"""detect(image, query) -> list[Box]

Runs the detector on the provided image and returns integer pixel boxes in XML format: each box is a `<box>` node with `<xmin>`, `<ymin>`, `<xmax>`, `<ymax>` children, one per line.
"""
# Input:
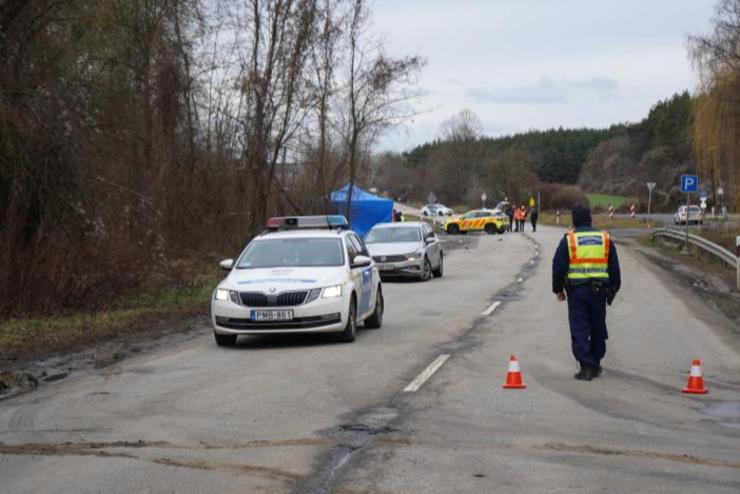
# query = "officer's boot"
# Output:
<box><xmin>574</xmin><ymin>362</ymin><xmax>593</xmax><ymax>381</ymax></box>
<box><xmin>592</xmin><ymin>364</ymin><xmax>603</xmax><ymax>378</ymax></box>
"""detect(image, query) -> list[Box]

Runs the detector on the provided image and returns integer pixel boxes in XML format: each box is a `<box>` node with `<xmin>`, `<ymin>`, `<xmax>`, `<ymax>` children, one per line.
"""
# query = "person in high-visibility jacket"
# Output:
<box><xmin>552</xmin><ymin>204</ymin><xmax>621</xmax><ymax>381</ymax></box>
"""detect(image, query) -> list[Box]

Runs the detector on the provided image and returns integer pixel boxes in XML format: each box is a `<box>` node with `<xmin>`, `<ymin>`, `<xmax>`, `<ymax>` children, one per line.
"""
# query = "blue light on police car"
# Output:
<box><xmin>327</xmin><ymin>215</ymin><xmax>348</xmax><ymax>229</ymax></box>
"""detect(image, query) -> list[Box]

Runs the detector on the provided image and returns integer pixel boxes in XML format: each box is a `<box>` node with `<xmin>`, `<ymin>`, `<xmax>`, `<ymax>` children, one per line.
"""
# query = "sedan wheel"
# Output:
<box><xmin>433</xmin><ymin>254</ymin><xmax>444</xmax><ymax>278</ymax></box>
<box><xmin>419</xmin><ymin>257</ymin><xmax>432</xmax><ymax>282</ymax></box>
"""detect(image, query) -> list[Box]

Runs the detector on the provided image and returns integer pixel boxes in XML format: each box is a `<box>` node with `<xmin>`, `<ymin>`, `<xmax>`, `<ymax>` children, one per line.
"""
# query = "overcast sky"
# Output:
<box><xmin>371</xmin><ymin>0</ymin><xmax>715</xmax><ymax>152</ymax></box>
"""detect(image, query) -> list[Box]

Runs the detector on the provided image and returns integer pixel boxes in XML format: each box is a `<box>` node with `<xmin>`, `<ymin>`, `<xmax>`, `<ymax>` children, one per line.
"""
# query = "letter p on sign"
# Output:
<box><xmin>681</xmin><ymin>175</ymin><xmax>698</xmax><ymax>193</ymax></box>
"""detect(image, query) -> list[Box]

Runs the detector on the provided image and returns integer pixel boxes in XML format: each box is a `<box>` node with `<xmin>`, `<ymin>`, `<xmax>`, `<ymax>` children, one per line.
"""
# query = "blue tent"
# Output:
<box><xmin>330</xmin><ymin>185</ymin><xmax>393</xmax><ymax>237</ymax></box>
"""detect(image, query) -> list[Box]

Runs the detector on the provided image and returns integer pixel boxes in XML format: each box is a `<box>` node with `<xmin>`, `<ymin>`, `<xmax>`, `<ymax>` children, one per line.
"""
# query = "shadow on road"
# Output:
<box><xmin>229</xmin><ymin>331</ymin><xmax>370</xmax><ymax>350</ymax></box>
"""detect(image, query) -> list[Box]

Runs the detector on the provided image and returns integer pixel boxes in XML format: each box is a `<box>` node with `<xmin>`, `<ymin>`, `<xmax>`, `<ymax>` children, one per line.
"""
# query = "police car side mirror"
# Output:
<box><xmin>425</xmin><ymin>236</ymin><xmax>435</xmax><ymax>245</ymax></box>
<box><xmin>351</xmin><ymin>255</ymin><xmax>372</xmax><ymax>268</ymax></box>
<box><xmin>219</xmin><ymin>259</ymin><xmax>234</xmax><ymax>271</ymax></box>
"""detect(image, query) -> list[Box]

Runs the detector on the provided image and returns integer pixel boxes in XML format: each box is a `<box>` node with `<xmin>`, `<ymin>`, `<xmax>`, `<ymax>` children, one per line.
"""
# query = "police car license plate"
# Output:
<box><xmin>377</xmin><ymin>264</ymin><xmax>394</xmax><ymax>271</ymax></box>
<box><xmin>251</xmin><ymin>310</ymin><xmax>293</xmax><ymax>321</ymax></box>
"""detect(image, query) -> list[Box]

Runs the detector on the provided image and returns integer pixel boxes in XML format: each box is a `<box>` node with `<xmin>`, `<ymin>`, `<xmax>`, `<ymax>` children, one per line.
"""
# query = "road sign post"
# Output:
<box><xmin>646</xmin><ymin>182</ymin><xmax>656</xmax><ymax>227</ymax></box>
<box><xmin>481</xmin><ymin>192</ymin><xmax>487</xmax><ymax>209</ymax></box>
<box><xmin>680</xmin><ymin>175</ymin><xmax>698</xmax><ymax>253</ymax></box>
<box><xmin>718</xmin><ymin>187</ymin><xmax>726</xmax><ymax>219</ymax></box>
<box><xmin>737</xmin><ymin>235</ymin><xmax>740</xmax><ymax>291</ymax></box>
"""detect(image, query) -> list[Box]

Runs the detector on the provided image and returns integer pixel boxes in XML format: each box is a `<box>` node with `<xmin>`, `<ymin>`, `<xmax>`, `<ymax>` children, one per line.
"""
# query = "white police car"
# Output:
<box><xmin>211</xmin><ymin>216</ymin><xmax>383</xmax><ymax>346</ymax></box>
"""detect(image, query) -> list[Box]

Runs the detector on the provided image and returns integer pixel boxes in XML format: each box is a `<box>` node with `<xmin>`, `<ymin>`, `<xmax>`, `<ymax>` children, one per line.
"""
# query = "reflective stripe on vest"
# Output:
<box><xmin>567</xmin><ymin>230</ymin><xmax>610</xmax><ymax>280</ymax></box>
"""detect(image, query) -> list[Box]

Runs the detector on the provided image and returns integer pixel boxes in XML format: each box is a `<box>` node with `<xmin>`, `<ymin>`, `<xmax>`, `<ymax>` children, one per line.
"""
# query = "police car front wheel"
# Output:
<box><xmin>337</xmin><ymin>296</ymin><xmax>358</xmax><ymax>343</ymax></box>
<box><xmin>364</xmin><ymin>288</ymin><xmax>384</xmax><ymax>329</ymax></box>
<box><xmin>214</xmin><ymin>332</ymin><xmax>237</xmax><ymax>347</ymax></box>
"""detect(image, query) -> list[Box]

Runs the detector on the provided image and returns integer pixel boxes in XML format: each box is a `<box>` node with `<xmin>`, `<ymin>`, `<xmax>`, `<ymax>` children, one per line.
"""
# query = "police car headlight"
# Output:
<box><xmin>406</xmin><ymin>248</ymin><xmax>423</xmax><ymax>261</ymax></box>
<box><xmin>215</xmin><ymin>288</ymin><xmax>240</xmax><ymax>304</ymax></box>
<box><xmin>322</xmin><ymin>285</ymin><xmax>342</xmax><ymax>298</ymax></box>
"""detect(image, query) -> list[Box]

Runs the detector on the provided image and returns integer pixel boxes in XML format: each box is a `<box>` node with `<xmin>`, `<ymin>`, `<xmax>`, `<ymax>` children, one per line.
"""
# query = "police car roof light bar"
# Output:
<box><xmin>265</xmin><ymin>215</ymin><xmax>349</xmax><ymax>231</ymax></box>
<box><xmin>326</xmin><ymin>215</ymin><xmax>349</xmax><ymax>229</ymax></box>
<box><xmin>266</xmin><ymin>217</ymin><xmax>285</xmax><ymax>230</ymax></box>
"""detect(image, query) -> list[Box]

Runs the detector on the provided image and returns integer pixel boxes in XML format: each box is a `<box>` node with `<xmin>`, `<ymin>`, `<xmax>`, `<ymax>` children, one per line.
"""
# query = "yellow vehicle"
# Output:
<box><xmin>444</xmin><ymin>209</ymin><xmax>508</xmax><ymax>235</ymax></box>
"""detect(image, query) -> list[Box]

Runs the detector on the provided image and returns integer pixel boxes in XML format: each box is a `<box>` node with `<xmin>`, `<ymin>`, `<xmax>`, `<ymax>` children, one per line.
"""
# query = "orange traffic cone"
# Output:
<box><xmin>682</xmin><ymin>358</ymin><xmax>708</xmax><ymax>394</ymax></box>
<box><xmin>502</xmin><ymin>355</ymin><xmax>526</xmax><ymax>389</ymax></box>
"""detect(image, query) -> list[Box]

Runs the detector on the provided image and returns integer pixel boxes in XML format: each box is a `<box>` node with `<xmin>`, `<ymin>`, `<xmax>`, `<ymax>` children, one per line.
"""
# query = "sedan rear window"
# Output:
<box><xmin>366</xmin><ymin>227</ymin><xmax>422</xmax><ymax>243</ymax></box>
<box><xmin>237</xmin><ymin>238</ymin><xmax>344</xmax><ymax>268</ymax></box>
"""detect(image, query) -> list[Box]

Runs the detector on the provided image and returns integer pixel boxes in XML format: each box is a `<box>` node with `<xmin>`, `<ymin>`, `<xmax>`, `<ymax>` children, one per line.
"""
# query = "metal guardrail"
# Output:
<box><xmin>653</xmin><ymin>227</ymin><xmax>740</xmax><ymax>291</ymax></box>
<box><xmin>653</xmin><ymin>228</ymin><xmax>736</xmax><ymax>267</ymax></box>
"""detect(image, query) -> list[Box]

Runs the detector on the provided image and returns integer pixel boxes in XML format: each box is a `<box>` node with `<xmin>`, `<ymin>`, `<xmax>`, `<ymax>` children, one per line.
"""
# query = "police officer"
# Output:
<box><xmin>552</xmin><ymin>204</ymin><xmax>621</xmax><ymax>381</ymax></box>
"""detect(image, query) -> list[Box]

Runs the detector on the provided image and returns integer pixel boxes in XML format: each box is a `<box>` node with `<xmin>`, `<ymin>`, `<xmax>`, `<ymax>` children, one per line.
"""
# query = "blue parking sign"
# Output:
<box><xmin>680</xmin><ymin>175</ymin><xmax>698</xmax><ymax>193</ymax></box>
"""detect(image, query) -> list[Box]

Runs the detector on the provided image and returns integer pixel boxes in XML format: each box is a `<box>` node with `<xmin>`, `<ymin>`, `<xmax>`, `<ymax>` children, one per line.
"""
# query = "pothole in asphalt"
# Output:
<box><xmin>300</xmin><ymin>407</ymin><xmax>400</xmax><ymax>494</ymax></box>
<box><xmin>496</xmin><ymin>290</ymin><xmax>521</xmax><ymax>301</ymax></box>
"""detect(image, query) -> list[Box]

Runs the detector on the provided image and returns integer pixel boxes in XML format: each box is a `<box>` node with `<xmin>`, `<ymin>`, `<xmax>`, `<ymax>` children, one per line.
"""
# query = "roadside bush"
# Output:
<box><xmin>538</xmin><ymin>183</ymin><xmax>589</xmax><ymax>212</ymax></box>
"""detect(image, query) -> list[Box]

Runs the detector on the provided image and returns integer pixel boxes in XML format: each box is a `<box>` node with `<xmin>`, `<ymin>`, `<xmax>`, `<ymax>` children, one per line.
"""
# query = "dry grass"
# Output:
<box><xmin>694</xmin><ymin>226</ymin><xmax>739</xmax><ymax>252</ymax></box>
<box><xmin>0</xmin><ymin>269</ymin><xmax>220</xmax><ymax>363</ymax></box>
<box><xmin>538</xmin><ymin>213</ymin><xmax>646</xmax><ymax>230</ymax></box>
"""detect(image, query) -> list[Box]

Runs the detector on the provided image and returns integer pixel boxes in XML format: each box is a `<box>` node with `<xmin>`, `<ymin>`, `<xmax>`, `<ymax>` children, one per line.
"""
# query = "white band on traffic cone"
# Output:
<box><xmin>690</xmin><ymin>365</ymin><xmax>702</xmax><ymax>377</ymax></box>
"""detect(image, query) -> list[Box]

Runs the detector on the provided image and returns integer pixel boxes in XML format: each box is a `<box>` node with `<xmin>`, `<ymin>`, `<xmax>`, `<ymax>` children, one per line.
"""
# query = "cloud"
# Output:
<box><xmin>465</xmin><ymin>76</ymin><xmax>620</xmax><ymax>105</ymax></box>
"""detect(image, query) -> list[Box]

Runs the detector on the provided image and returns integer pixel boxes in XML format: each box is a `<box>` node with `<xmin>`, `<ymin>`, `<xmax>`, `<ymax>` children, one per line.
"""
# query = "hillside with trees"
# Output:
<box><xmin>579</xmin><ymin>92</ymin><xmax>694</xmax><ymax>209</ymax></box>
<box><xmin>377</xmin><ymin>95</ymin><xmax>693</xmax><ymax>211</ymax></box>
<box><xmin>378</xmin><ymin>1</ymin><xmax>739</xmax><ymax>214</ymax></box>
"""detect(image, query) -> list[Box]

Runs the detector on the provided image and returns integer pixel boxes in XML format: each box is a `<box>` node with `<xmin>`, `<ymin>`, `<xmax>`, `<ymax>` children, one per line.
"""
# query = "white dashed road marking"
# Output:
<box><xmin>403</xmin><ymin>354</ymin><xmax>451</xmax><ymax>393</ymax></box>
<box><xmin>481</xmin><ymin>301</ymin><xmax>502</xmax><ymax>317</ymax></box>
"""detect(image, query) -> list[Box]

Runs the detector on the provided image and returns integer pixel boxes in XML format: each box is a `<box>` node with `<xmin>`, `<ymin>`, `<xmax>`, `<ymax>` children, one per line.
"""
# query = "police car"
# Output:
<box><xmin>211</xmin><ymin>216</ymin><xmax>383</xmax><ymax>346</ymax></box>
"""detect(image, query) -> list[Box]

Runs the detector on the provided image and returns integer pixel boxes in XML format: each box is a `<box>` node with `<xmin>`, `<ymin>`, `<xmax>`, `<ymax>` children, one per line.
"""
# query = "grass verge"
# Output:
<box><xmin>0</xmin><ymin>269</ymin><xmax>220</xmax><ymax>364</ymax></box>
<box><xmin>538</xmin><ymin>212</ymin><xmax>647</xmax><ymax>230</ymax></box>
<box><xmin>587</xmin><ymin>193</ymin><xmax>636</xmax><ymax>209</ymax></box>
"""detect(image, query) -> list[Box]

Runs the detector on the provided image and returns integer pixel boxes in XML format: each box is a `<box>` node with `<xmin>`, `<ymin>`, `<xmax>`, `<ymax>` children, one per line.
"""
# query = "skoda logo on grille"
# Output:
<box><xmin>269</xmin><ymin>287</ymin><xmax>277</xmax><ymax>293</ymax></box>
<box><xmin>380</xmin><ymin>256</ymin><xmax>387</xmax><ymax>262</ymax></box>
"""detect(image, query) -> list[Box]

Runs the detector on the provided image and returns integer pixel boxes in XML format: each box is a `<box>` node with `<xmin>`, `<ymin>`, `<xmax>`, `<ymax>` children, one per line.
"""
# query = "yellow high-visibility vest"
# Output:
<box><xmin>566</xmin><ymin>230</ymin><xmax>610</xmax><ymax>280</ymax></box>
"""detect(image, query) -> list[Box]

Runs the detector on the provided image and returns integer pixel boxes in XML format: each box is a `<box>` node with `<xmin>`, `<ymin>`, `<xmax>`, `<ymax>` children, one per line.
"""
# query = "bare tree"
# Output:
<box><xmin>340</xmin><ymin>0</ymin><xmax>423</xmax><ymax>222</ymax></box>
<box><xmin>436</xmin><ymin>109</ymin><xmax>486</xmax><ymax>201</ymax></box>
<box><xmin>234</xmin><ymin>0</ymin><xmax>318</xmax><ymax>234</ymax></box>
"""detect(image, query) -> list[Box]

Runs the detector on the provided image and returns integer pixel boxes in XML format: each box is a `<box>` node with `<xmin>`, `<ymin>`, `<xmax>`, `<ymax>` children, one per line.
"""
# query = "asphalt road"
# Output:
<box><xmin>1</xmin><ymin>226</ymin><xmax>739</xmax><ymax>493</ymax></box>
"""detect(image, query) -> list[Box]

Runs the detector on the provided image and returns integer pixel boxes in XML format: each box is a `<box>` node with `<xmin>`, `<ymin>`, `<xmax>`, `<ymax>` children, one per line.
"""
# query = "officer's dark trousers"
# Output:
<box><xmin>566</xmin><ymin>284</ymin><xmax>608</xmax><ymax>367</ymax></box>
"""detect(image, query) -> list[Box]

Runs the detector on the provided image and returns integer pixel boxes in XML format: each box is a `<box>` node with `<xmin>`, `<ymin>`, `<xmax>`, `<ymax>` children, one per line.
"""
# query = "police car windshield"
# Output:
<box><xmin>236</xmin><ymin>238</ymin><xmax>344</xmax><ymax>268</ymax></box>
<box><xmin>365</xmin><ymin>227</ymin><xmax>421</xmax><ymax>243</ymax></box>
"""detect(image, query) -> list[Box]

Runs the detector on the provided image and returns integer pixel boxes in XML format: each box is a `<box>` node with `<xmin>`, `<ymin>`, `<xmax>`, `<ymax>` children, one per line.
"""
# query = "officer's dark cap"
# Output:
<box><xmin>571</xmin><ymin>204</ymin><xmax>592</xmax><ymax>227</ymax></box>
